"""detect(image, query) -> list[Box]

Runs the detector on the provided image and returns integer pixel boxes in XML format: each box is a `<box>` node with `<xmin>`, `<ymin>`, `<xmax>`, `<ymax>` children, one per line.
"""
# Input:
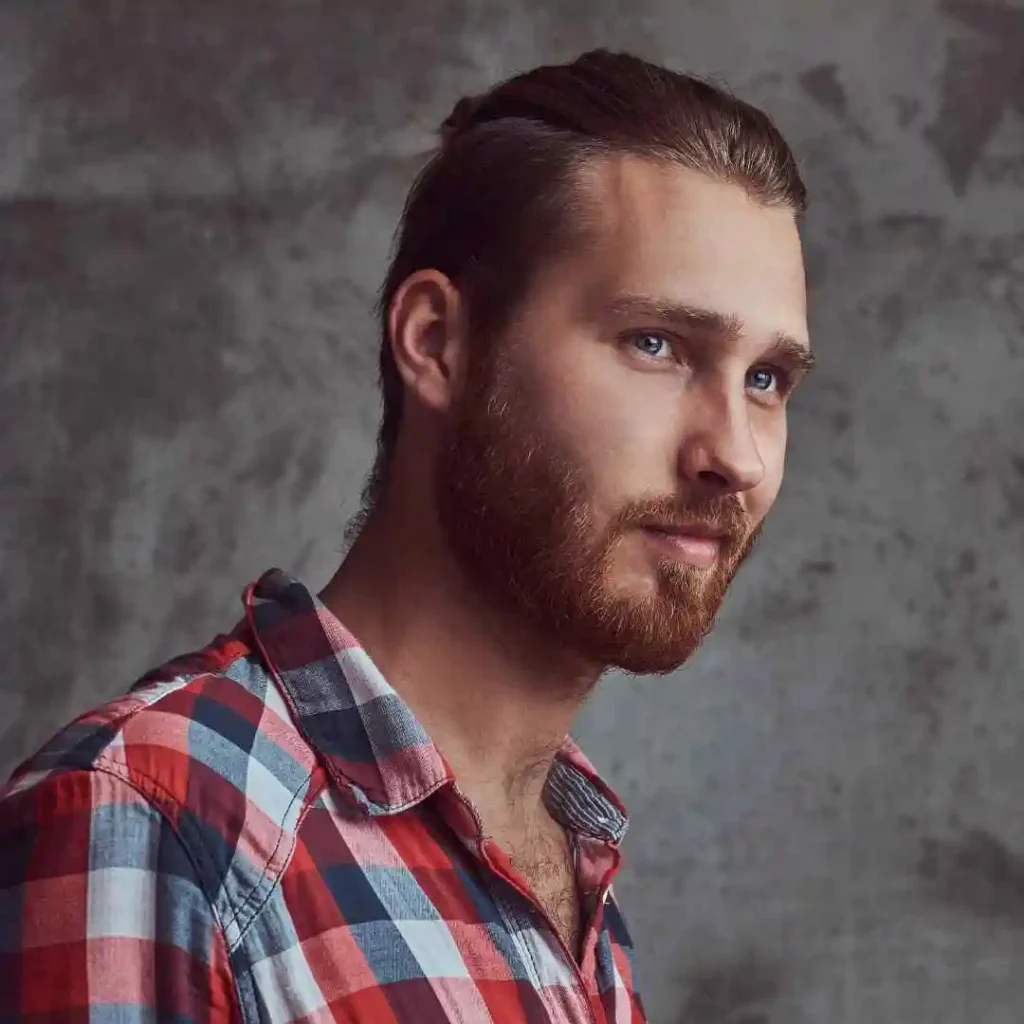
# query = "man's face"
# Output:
<box><xmin>435</xmin><ymin>158</ymin><xmax>811</xmax><ymax>676</ymax></box>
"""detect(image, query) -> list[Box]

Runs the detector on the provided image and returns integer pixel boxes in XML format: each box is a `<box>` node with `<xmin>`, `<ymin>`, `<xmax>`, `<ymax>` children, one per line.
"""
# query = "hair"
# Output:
<box><xmin>354</xmin><ymin>49</ymin><xmax>807</xmax><ymax>524</ymax></box>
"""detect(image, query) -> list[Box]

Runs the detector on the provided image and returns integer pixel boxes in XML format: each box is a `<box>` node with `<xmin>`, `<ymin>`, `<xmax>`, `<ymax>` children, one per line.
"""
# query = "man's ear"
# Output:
<box><xmin>386</xmin><ymin>269</ymin><xmax>468</xmax><ymax>414</ymax></box>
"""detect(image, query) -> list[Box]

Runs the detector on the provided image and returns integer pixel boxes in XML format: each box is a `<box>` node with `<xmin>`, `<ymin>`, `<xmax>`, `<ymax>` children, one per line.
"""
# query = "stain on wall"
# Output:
<box><xmin>919</xmin><ymin>829</ymin><xmax>1024</xmax><ymax>926</ymax></box>
<box><xmin>676</xmin><ymin>954</ymin><xmax>784</xmax><ymax>1024</ymax></box>
<box><xmin>925</xmin><ymin>1</ymin><xmax>1024</xmax><ymax>194</ymax></box>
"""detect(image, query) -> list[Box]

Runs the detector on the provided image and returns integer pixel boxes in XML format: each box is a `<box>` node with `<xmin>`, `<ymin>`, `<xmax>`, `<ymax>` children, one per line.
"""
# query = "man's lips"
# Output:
<box><xmin>640</xmin><ymin>523</ymin><xmax>728</xmax><ymax>568</ymax></box>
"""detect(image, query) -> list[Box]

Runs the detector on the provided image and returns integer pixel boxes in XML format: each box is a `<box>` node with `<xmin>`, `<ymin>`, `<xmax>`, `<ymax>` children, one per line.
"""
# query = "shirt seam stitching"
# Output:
<box><xmin>72</xmin><ymin>668</ymin><xmax>315</xmax><ymax>945</ymax></box>
<box><xmin>227</xmin><ymin>770</ymin><xmax>327</xmax><ymax>947</ymax></box>
<box><xmin>92</xmin><ymin>752</ymin><xmax>323</xmax><ymax>949</ymax></box>
<box><xmin>86</xmin><ymin>760</ymin><xmax>248</xmax><ymax>1024</ymax></box>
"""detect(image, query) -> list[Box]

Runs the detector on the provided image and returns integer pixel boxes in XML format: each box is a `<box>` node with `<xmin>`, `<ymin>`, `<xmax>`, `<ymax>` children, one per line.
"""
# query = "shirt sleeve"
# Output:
<box><xmin>0</xmin><ymin>765</ymin><xmax>241</xmax><ymax>1023</ymax></box>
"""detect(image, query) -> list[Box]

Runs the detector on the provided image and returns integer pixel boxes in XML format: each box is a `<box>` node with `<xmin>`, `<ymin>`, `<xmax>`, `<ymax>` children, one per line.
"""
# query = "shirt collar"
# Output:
<box><xmin>243</xmin><ymin>568</ymin><xmax>629</xmax><ymax>844</ymax></box>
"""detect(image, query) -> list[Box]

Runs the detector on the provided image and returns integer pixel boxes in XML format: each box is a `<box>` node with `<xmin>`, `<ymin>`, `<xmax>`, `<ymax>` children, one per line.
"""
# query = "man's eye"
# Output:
<box><xmin>747</xmin><ymin>367</ymin><xmax>780</xmax><ymax>393</ymax></box>
<box><xmin>629</xmin><ymin>332</ymin><xmax>673</xmax><ymax>359</ymax></box>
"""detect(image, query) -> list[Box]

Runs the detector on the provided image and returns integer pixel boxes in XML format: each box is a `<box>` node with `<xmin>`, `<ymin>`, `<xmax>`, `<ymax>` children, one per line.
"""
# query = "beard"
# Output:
<box><xmin>434</xmin><ymin>345</ymin><xmax>763</xmax><ymax>676</ymax></box>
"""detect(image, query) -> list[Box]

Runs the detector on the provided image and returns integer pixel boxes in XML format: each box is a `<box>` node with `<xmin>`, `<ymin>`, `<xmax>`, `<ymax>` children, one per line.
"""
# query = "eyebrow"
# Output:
<box><xmin>602</xmin><ymin>293</ymin><xmax>816</xmax><ymax>377</ymax></box>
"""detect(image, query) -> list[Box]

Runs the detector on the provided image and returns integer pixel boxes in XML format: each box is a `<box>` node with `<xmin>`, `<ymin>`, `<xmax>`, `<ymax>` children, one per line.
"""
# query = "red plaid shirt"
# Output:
<box><xmin>0</xmin><ymin>569</ymin><xmax>646</xmax><ymax>1023</ymax></box>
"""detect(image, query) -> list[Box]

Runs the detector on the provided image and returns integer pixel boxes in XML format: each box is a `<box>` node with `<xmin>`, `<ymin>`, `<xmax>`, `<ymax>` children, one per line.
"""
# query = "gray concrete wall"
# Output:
<box><xmin>2</xmin><ymin>1</ymin><xmax>1023</xmax><ymax>1020</ymax></box>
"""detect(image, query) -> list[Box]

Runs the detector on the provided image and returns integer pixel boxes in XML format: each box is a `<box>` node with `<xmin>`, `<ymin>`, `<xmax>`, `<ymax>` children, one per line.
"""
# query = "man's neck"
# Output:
<box><xmin>318</xmin><ymin>504</ymin><xmax>601</xmax><ymax>822</ymax></box>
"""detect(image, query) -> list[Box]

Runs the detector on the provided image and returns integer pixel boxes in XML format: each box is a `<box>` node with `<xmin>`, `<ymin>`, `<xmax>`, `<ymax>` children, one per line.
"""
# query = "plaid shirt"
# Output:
<box><xmin>0</xmin><ymin>569</ymin><xmax>646</xmax><ymax>1023</ymax></box>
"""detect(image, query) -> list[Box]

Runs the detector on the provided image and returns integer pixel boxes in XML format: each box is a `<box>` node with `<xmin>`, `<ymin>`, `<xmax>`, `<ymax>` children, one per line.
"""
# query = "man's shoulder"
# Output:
<box><xmin>1</xmin><ymin>630</ymin><xmax>327</xmax><ymax>924</ymax></box>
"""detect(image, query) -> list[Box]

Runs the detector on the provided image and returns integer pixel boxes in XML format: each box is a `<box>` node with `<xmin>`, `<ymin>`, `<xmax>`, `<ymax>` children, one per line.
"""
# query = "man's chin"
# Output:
<box><xmin>541</xmin><ymin>571</ymin><xmax>720</xmax><ymax>675</ymax></box>
<box><xmin>569</xmin><ymin>612</ymin><xmax>715</xmax><ymax>677</ymax></box>
<box><xmin>606</xmin><ymin>638</ymin><xmax>707</xmax><ymax>676</ymax></box>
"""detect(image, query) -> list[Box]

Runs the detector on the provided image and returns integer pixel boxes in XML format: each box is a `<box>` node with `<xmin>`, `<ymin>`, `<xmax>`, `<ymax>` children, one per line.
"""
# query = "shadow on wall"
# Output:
<box><xmin>667</xmin><ymin>826</ymin><xmax>1024</xmax><ymax>1021</ymax></box>
<box><xmin>918</xmin><ymin>828</ymin><xmax>1024</xmax><ymax>926</ymax></box>
<box><xmin>19</xmin><ymin>0</ymin><xmax>488</xmax><ymax>182</ymax></box>
<box><xmin>675</xmin><ymin>953</ymin><xmax>784</xmax><ymax>1024</ymax></box>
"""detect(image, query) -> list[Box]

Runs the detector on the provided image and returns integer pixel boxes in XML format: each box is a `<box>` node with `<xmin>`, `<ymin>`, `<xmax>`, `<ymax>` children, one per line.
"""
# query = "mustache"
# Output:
<box><xmin>613</xmin><ymin>494</ymin><xmax>750</xmax><ymax>542</ymax></box>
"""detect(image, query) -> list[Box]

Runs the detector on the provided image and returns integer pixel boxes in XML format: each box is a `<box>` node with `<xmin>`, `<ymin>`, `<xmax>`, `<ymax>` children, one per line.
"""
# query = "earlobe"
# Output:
<box><xmin>387</xmin><ymin>270</ymin><xmax>465</xmax><ymax>414</ymax></box>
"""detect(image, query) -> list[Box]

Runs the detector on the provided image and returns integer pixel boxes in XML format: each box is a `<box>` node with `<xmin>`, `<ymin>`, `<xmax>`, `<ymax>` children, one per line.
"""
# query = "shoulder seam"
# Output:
<box><xmin>91</xmin><ymin>751</ymin><xmax>326</xmax><ymax>950</ymax></box>
<box><xmin>84</xmin><ymin>761</ymin><xmax>249</xmax><ymax>1024</ymax></box>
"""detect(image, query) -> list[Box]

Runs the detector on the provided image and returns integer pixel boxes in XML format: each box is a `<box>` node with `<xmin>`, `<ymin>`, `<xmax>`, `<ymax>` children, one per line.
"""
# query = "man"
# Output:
<box><xmin>0</xmin><ymin>49</ymin><xmax>811</xmax><ymax>1023</ymax></box>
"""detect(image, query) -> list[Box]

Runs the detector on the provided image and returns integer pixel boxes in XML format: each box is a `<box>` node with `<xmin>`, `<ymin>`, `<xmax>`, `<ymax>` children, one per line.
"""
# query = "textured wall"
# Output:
<box><xmin>2</xmin><ymin>1</ymin><xmax>1023</xmax><ymax>1020</ymax></box>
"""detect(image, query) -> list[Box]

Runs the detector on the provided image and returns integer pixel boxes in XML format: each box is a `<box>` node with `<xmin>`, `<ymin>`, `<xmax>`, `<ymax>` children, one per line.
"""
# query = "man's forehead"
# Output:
<box><xmin>571</xmin><ymin>160</ymin><xmax>805</xmax><ymax>308</ymax></box>
<box><xmin>581</xmin><ymin>154</ymin><xmax>758</xmax><ymax>228</ymax></box>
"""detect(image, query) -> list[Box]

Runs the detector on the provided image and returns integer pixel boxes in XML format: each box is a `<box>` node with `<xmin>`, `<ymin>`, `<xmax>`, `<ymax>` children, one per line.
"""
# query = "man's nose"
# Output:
<box><xmin>676</xmin><ymin>385</ymin><xmax>765</xmax><ymax>496</ymax></box>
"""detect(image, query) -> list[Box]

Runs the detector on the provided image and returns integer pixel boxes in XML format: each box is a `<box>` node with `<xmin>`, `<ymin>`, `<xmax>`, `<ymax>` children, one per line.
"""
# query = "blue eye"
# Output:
<box><xmin>747</xmin><ymin>367</ymin><xmax>778</xmax><ymax>392</ymax></box>
<box><xmin>630</xmin><ymin>332</ymin><xmax>672</xmax><ymax>359</ymax></box>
